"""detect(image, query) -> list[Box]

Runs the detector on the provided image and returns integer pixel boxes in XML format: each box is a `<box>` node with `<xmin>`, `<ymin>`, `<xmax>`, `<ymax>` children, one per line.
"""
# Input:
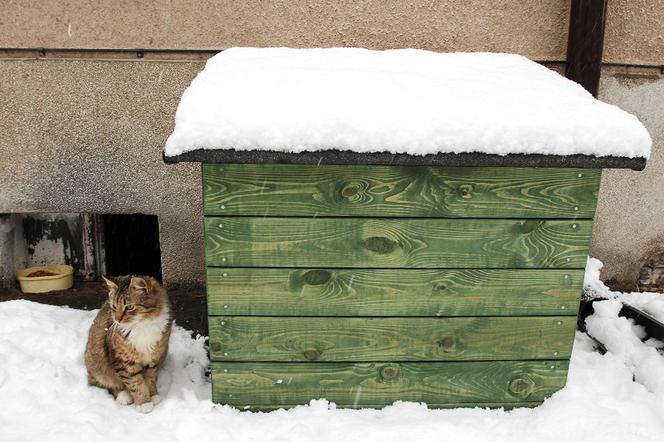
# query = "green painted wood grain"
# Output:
<box><xmin>206</xmin><ymin>268</ymin><xmax>583</xmax><ymax>316</ymax></box>
<box><xmin>225</xmin><ymin>401</ymin><xmax>543</xmax><ymax>411</ymax></box>
<box><xmin>204</xmin><ymin>217</ymin><xmax>593</xmax><ymax>268</ymax></box>
<box><xmin>208</xmin><ymin>316</ymin><xmax>575</xmax><ymax>362</ymax></box>
<box><xmin>203</xmin><ymin>164</ymin><xmax>600</xmax><ymax>218</ymax></box>
<box><xmin>211</xmin><ymin>360</ymin><xmax>569</xmax><ymax>408</ymax></box>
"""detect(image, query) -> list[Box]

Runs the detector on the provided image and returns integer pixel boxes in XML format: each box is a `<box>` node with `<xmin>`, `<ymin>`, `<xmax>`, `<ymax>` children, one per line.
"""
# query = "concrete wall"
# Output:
<box><xmin>3</xmin><ymin>1</ymin><xmax>662</xmax><ymax>65</ymax></box>
<box><xmin>2</xmin><ymin>0</ymin><xmax>570</xmax><ymax>59</ymax></box>
<box><xmin>604</xmin><ymin>0</ymin><xmax>664</xmax><ymax>65</ymax></box>
<box><xmin>1</xmin><ymin>1</ymin><xmax>662</xmax><ymax>289</ymax></box>
<box><xmin>0</xmin><ymin>215</ymin><xmax>25</xmax><ymax>288</ymax></box>
<box><xmin>593</xmin><ymin>69</ymin><xmax>664</xmax><ymax>290</ymax></box>
<box><xmin>0</xmin><ymin>59</ymin><xmax>206</xmax><ymax>288</ymax></box>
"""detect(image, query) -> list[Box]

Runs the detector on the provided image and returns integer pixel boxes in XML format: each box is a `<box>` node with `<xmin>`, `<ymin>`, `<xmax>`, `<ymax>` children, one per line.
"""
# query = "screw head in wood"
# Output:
<box><xmin>223</xmin><ymin>272</ymin><xmax>228</xmax><ymax>277</ymax></box>
<box><xmin>577</xmin><ymin>173</ymin><xmax>583</xmax><ymax>178</ymax></box>
<box><xmin>220</xmin><ymin>205</ymin><xmax>226</xmax><ymax>209</ymax></box>
<box><xmin>561</xmin><ymin>305</ymin><xmax>566</xmax><ymax>310</ymax></box>
<box><xmin>221</xmin><ymin>257</ymin><xmax>227</xmax><ymax>262</ymax></box>
<box><xmin>571</xmin><ymin>223</ymin><xmax>577</xmax><ymax>229</ymax></box>
<box><xmin>574</xmin><ymin>206</ymin><xmax>579</xmax><ymax>211</ymax></box>
<box><xmin>223</xmin><ymin>305</ymin><xmax>228</xmax><ymax>309</ymax></box>
<box><xmin>553</xmin><ymin>351</ymin><xmax>559</xmax><ymax>356</ymax></box>
<box><xmin>218</xmin><ymin>223</ymin><xmax>223</xmax><ymax>229</ymax></box>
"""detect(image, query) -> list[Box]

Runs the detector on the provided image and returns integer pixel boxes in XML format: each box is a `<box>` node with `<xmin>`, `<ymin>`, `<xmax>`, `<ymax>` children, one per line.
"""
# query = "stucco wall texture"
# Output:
<box><xmin>2</xmin><ymin>0</ymin><xmax>663</xmax><ymax>65</ymax></box>
<box><xmin>0</xmin><ymin>60</ymin><xmax>206</xmax><ymax>287</ymax></box>
<box><xmin>593</xmin><ymin>73</ymin><xmax>664</xmax><ymax>289</ymax></box>
<box><xmin>3</xmin><ymin>0</ymin><xmax>570</xmax><ymax>59</ymax></box>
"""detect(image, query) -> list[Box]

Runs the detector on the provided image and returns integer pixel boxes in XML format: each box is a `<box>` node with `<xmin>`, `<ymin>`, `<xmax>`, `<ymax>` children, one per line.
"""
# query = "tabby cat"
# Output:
<box><xmin>85</xmin><ymin>275</ymin><xmax>172</xmax><ymax>413</ymax></box>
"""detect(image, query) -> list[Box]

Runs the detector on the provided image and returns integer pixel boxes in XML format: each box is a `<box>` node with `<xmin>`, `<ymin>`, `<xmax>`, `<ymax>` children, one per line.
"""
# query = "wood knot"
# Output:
<box><xmin>363</xmin><ymin>236</ymin><xmax>397</xmax><ymax>254</ymax></box>
<box><xmin>438</xmin><ymin>337</ymin><xmax>456</xmax><ymax>352</ymax></box>
<box><xmin>210</xmin><ymin>342</ymin><xmax>222</xmax><ymax>353</ymax></box>
<box><xmin>301</xmin><ymin>269</ymin><xmax>331</xmax><ymax>285</ymax></box>
<box><xmin>509</xmin><ymin>378</ymin><xmax>534</xmax><ymax>396</ymax></box>
<box><xmin>303</xmin><ymin>349</ymin><xmax>319</xmax><ymax>361</ymax></box>
<box><xmin>341</xmin><ymin>185</ymin><xmax>360</xmax><ymax>198</ymax></box>
<box><xmin>459</xmin><ymin>185</ymin><xmax>473</xmax><ymax>198</ymax></box>
<box><xmin>521</xmin><ymin>220</ymin><xmax>543</xmax><ymax>234</ymax></box>
<box><xmin>380</xmin><ymin>365</ymin><xmax>399</xmax><ymax>380</ymax></box>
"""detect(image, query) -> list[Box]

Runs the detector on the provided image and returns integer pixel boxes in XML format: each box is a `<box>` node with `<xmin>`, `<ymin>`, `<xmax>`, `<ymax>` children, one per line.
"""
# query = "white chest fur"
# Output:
<box><xmin>125</xmin><ymin>307</ymin><xmax>170</xmax><ymax>358</ymax></box>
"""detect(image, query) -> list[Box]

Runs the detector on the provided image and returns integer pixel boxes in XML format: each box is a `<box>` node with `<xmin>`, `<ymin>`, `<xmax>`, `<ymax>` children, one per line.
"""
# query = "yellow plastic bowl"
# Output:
<box><xmin>16</xmin><ymin>265</ymin><xmax>74</xmax><ymax>293</ymax></box>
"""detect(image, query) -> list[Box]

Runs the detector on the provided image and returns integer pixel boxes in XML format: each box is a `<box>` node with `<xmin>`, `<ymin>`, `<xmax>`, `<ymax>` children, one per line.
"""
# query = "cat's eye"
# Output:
<box><xmin>126</xmin><ymin>305</ymin><xmax>135</xmax><ymax>311</ymax></box>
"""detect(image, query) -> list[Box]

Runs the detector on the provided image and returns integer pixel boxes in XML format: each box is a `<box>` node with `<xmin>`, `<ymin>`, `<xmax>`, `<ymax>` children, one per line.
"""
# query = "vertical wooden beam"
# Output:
<box><xmin>565</xmin><ymin>0</ymin><xmax>608</xmax><ymax>97</ymax></box>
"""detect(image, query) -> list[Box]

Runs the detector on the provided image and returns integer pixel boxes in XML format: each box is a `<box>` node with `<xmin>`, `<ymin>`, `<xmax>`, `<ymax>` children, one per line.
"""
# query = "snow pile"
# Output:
<box><xmin>586</xmin><ymin>299</ymin><xmax>664</xmax><ymax>397</ymax></box>
<box><xmin>165</xmin><ymin>47</ymin><xmax>651</xmax><ymax>159</ymax></box>
<box><xmin>2</xmin><ymin>290</ymin><xmax>664</xmax><ymax>440</ymax></box>
<box><xmin>584</xmin><ymin>257</ymin><xmax>664</xmax><ymax>323</ymax></box>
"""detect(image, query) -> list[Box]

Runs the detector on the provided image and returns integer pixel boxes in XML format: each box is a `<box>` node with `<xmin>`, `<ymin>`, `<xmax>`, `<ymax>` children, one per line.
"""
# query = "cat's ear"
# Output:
<box><xmin>102</xmin><ymin>276</ymin><xmax>118</xmax><ymax>293</ymax></box>
<box><xmin>130</xmin><ymin>276</ymin><xmax>148</xmax><ymax>294</ymax></box>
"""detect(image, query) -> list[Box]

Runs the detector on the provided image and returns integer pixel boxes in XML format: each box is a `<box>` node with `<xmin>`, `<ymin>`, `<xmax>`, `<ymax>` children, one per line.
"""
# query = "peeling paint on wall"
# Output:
<box><xmin>22</xmin><ymin>214</ymin><xmax>84</xmax><ymax>272</ymax></box>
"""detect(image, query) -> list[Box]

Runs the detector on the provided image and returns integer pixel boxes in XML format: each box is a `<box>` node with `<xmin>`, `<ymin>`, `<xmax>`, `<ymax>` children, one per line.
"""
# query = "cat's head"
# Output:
<box><xmin>103</xmin><ymin>275</ymin><xmax>166</xmax><ymax>325</ymax></box>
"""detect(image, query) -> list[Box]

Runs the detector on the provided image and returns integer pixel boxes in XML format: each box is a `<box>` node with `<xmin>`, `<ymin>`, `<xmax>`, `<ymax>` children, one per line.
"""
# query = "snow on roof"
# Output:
<box><xmin>164</xmin><ymin>47</ymin><xmax>651</xmax><ymax>159</ymax></box>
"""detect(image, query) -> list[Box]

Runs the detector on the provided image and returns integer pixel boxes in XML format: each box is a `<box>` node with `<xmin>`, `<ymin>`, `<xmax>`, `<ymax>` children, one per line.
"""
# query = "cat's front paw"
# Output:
<box><xmin>115</xmin><ymin>390</ymin><xmax>134</xmax><ymax>405</ymax></box>
<box><xmin>136</xmin><ymin>402</ymin><xmax>154</xmax><ymax>414</ymax></box>
<box><xmin>151</xmin><ymin>394</ymin><xmax>161</xmax><ymax>405</ymax></box>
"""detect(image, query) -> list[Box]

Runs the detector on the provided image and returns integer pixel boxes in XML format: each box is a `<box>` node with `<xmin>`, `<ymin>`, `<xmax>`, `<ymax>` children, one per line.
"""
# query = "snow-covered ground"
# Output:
<box><xmin>585</xmin><ymin>257</ymin><xmax>664</xmax><ymax>322</ymax></box>
<box><xmin>1</xmin><ymin>260</ymin><xmax>663</xmax><ymax>442</ymax></box>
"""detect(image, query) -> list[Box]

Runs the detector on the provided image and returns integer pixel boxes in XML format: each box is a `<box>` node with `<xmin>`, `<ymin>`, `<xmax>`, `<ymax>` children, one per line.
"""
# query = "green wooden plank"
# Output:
<box><xmin>211</xmin><ymin>360</ymin><xmax>569</xmax><ymax>408</ymax></box>
<box><xmin>203</xmin><ymin>164</ymin><xmax>600</xmax><ymax>218</ymax></box>
<box><xmin>208</xmin><ymin>316</ymin><xmax>575</xmax><ymax>362</ymax></box>
<box><xmin>228</xmin><ymin>401</ymin><xmax>543</xmax><ymax>411</ymax></box>
<box><xmin>207</xmin><ymin>268</ymin><xmax>583</xmax><ymax>316</ymax></box>
<box><xmin>204</xmin><ymin>217</ymin><xmax>593</xmax><ymax>268</ymax></box>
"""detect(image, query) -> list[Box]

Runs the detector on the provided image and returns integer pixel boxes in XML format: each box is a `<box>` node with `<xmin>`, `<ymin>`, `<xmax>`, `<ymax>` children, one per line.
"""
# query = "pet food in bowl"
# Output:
<box><xmin>16</xmin><ymin>265</ymin><xmax>74</xmax><ymax>293</ymax></box>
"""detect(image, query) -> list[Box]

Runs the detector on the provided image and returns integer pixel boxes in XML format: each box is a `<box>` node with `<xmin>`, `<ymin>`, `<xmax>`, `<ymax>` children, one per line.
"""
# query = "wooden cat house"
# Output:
<box><xmin>164</xmin><ymin>47</ymin><xmax>650</xmax><ymax>410</ymax></box>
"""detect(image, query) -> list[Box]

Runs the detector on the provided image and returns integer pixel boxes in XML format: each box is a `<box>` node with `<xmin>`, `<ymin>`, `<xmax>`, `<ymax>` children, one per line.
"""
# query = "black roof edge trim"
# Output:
<box><xmin>163</xmin><ymin>149</ymin><xmax>646</xmax><ymax>170</ymax></box>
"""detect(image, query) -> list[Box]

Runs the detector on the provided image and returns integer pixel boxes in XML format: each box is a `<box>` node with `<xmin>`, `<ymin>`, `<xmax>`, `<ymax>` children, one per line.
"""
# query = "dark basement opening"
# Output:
<box><xmin>102</xmin><ymin>214</ymin><xmax>162</xmax><ymax>282</ymax></box>
<box><xmin>1</xmin><ymin>212</ymin><xmax>207</xmax><ymax>336</ymax></box>
<box><xmin>0</xmin><ymin>211</ymin><xmax>162</xmax><ymax>301</ymax></box>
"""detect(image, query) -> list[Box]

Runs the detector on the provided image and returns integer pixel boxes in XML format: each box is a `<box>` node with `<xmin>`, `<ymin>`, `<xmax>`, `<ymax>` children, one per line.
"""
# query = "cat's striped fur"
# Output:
<box><xmin>85</xmin><ymin>275</ymin><xmax>172</xmax><ymax>413</ymax></box>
